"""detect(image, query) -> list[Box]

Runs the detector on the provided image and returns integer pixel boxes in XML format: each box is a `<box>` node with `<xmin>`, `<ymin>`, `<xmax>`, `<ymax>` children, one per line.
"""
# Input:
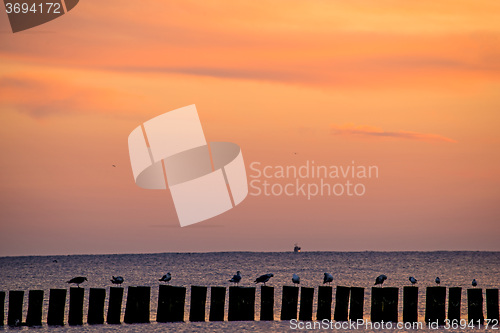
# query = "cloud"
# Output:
<box><xmin>330</xmin><ymin>123</ymin><xmax>457</xmax><ymax>143</ymax></box>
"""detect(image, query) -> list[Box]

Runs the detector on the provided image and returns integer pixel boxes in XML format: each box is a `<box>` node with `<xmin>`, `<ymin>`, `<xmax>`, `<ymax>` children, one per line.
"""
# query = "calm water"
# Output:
<box><xmin>0</xmin><ymin>251</ymin><xmax>499</xmax><ymax>332</ymax></box>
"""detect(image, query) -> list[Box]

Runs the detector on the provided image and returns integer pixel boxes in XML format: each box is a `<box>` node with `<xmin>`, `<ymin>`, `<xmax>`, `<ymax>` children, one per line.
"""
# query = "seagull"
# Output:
<box><xmin>409</xmin><ymin>276</ymin><xmax>417</xmax><ymax>285</ymax></box>
<box><xmin>323</xmin><ymin>273</ymin><xmax>333</xmax><ymax>285</ymax></box>
<box><xmin>67</xmin><ymin>276</ymin><xmax>87</xmax><ymax>287</ymax></box>
<box><xmin>111</xmin><ymin>276</ymin><xmax>124</xmax><ymax>285</ymax></box>
<box><xmin>159</xmin><ymin>273</ymin><xmax>172</xmax><ymax>283</ymax></box>
<box><xmin>292</xmin><ymin>274</ymin><xmax>300</xmax><ymax>286</ymax></box>
<box><xmin>229</xmin><ymin>271</ymin><xmax>242</xmax><ymax>285</ymax></box>
<box><xmin>254</xmin><ymin>273</ymin><xmax>273</xmax><ymax>286</ymax></box>
<box><xmin>374</xmin><ymin>274</ymin><xmax>387</xmax><ymax>286</ymax></box>
<box><xmin>472</xmin><ymin>279</ymin><xmax>477</xmax><ymax>287</ymax></box>
<box><xmin>435</xmin><ymin>277</ymin><xmax>440</xmax><ymax>285</ymax></box>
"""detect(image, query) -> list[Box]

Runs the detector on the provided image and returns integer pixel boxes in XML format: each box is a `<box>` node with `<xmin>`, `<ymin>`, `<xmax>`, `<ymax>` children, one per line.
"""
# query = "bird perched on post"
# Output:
<box><xmin>435</xmin><ymin>277</ymin><xmax>441</xmax><ymax>285</ymax></box>
<box><xmin>67</xmin><ymin>276</ymin><xmax>88</xmax><ymax>287</ymax></box>
<box><xmin>472</xmin><ymin>279</ymin><xmax>477</xmax><ymax>287</ymax></box>
<box><xmin>374</xmin><ymin>274</ymin><xmax>387</xmax><ymax>286</ymax></box>
<box><xmin>111</xmin><ymin>276</ymin><xmax>124</xmax><ymax>285</ymax></box>
<box><xmin>409</xmin><ymin>276</ymin><xmax>417</xmax><ymax>285</ymax></box>
<box><xmin>292</xmin><ymin>274</ymin><xmax>300</xmax><ymax>286</ymax></box>
<box><xmin>254</xmin><ymin>273</ymin><xmax>273</xmax><ymax>286</ymax></box>
<box><xmin>323</xmin><ymin>273</ymin><xmax>333</xmax><ymax>285</ymax></box>
<box><xmin>229</xmin><ymin>271</ymin><xmax>242</xmax><ymax>285</ymax></box>
<box><xmin>159</xmin><ymin>273</ymin><xmax>172</xmax><ymax>283</ymax></box>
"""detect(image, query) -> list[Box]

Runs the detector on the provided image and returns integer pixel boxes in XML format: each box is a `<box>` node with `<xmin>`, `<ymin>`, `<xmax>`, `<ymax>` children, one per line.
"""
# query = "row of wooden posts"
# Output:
<box><xmin>0</xmin><ymin>286</ymin><xmax>498</xmax><ymax>326</ymax></box>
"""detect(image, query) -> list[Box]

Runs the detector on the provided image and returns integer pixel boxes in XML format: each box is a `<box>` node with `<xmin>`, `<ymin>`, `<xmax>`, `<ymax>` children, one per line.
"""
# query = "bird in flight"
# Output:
<box><xmin>229</xmin><ymin>271</ymin><xmax>242</xmax><ymax>285</ymax></box>
<box><xmin>112</xmin><ymin>165</ymin><xmax>116</xmax><ymax>167</ymax></box>
<box><xmin>374</xmin><ymin>274</ymin><xmax>387</xmax><ymax>287</ymax></box>
<box><xmin>254</xmin><ymin>273</ymin><xmax>273</xmax><ymax>286</ymax></box>
<box><xmin>159</xmin><ymin>273</ymin><xmax>172</xmax><ymax>283</ymax></box>
<box><xmin>67</xmin><ymin>276</ymin><xmax>88</xmax><ymax>288</ymax></box>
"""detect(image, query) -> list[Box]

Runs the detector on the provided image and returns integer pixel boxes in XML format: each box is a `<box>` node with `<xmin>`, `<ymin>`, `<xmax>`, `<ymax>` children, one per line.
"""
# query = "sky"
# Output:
<box><xmin>0</xmin><ymin>0</ymin><xmax>499</xmax><ymax>256</ymax></box>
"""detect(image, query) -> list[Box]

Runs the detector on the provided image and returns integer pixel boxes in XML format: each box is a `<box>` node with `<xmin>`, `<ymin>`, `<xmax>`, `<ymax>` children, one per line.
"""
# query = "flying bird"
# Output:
<box><xmin>323</xmin><ymin>273</ymin><xmax>333</xmax><ymax>285</ymax></box>
<box><xmin>254</xmin><ymin>273</ymin><xmax>273</xmax><ymax>286</ymax></box>
<box><xmin>435</xmin><ymin>277</ymin><xmax>440</xmax><ymax>285</ymax></box>
<box><xmin>229</xmin><ymin>271</ymin><xmax>242</xmax><ymax>285</ymax></box>
<box><xmin>292</xmin><ymin>274</ymin><xmax>300</xmax><ymax>285</ymax></box>
<box><xmin>67</xmin><ymin>276</ymin><xmax>87</xmax><ymax>287</ymax></box>
<box><xmin>472</xmin><ymin>279</ymin><xmax>477</xmax><ymax>287</ymax></box>
<box><xmin>111</xmin><ymin>276</ymin><xmax>124</xmax><ymax>285</ymax></box>
<box><xmin>409</xmin><ymin>276</ymin><xmax>417</xmax><ymax>285</ymax></box>
<box><xmin>112</xmin><ymin>165</ymin><xmax>116</xmax><ymax>167</ymax></box>
<box><xmin>374</xmin><ymin>274</ymin><xmax>387</xmax><ymax>286</ymax></box>
<box><xmin>159</xmin><ymin>273</ymin><xmax>172</xmax><ymax>283</ymax></box>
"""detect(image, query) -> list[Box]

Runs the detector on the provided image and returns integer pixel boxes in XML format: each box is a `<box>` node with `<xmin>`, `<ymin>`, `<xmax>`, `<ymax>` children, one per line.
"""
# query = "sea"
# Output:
<box><xmin>0</xmin><ymin>251</ymin><xmax>499</xmax><ymax>332</ymax></box>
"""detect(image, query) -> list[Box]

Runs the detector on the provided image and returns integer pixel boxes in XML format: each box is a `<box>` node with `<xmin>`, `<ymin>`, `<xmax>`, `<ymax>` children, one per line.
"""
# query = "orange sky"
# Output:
<box><xmin>1</xmin><ymin>0</ymin><xmax>499</xmax><ymax>256</ymax></box>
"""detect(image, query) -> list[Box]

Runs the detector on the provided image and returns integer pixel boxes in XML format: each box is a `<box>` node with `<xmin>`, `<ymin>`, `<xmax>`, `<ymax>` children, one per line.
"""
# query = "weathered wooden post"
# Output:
<box><xmin>468</xmin><ymin>288</ymin><xmax>484</xmax><ymax>323</ymax></box>
<box><xmin>68</xmin><ymin>287</ymin><xmax>84</xmax><ymax>325</ymax></box>
<box><xmin>189</xmin><ymin>286</ymin><xmax>207</xmax><ymax>322</ymax></box>
<box><xmin>26</xmin><ymin>290</ymin><xmax>44</xmax><ymax>326</ymax></box>
<box><xmin>260</xmin><ymin>286</ymin><xmax>274</xmax><ymax>321</ymax></box>
<box><xmin>425</xmin><ymin>286</ymin><xmax>446</xmax><ymax>325</ymax></box>
<box><xmin>486</xmin><ymin>289</ymin><xmax>499</xmax><ymax>321</ymax></box>
<box><xmin>317</xmin><ymin>286</ymin><xmax>333</xmax><ymax>321</ymax></box>
<box><xmin>280</xmin><ymin>286</ymin><xmax>298</xmax><ymax>320</ymax></box>
<box><xmin>334</xmin><ymin>286</ymin><xmax>350</xmax><ymax>322</ymax></box>
<box><xmin>228</xmin><ymin>286</ymin><xmax>255</xmax><ymax>321</ymax></box>
<box><xmin>448</xmin><ymin>287</ymin><xmax>461</xmax><ymax>321</ymax></box>
<box><xmin>124</xmin><ymin>286</ymin><xmax>150</xmax><ymax>323</ymax></box>
<box><xmin>87</xmin><ymin>288</ymin><xmax>106</xmax><ymax>324</ymax></box>
<box><xmin>0</xmin><ymin>291</ymin><xmax>4</xmax><ymax>326</ymax></box>
<box><xmin>349</xmin><ymin>287</ymin><xmax>364</xmax><ymax>321</ymax></box>
<box><xmin>403</xmin><ymin>286</ymin><xmax>418</xmax><ymax>323</ymax></box>
<box><xmin>298</xmin><ymin>287</ymin><xmax>314</xmax><ymax>321</ymax></box>
<box><xmin>209</xmin><ymin>287</ymin><xmax>225</xmax><ymax>321</ymax></box>
<box><xmin>7</xmin><ymin>290</ymin><xmax>23</xmax><ymax>326</ymax></box>
<box><xmin>156</xmin><ymin>285</ymin><xmax>186</xmax><ymax>322</ymax></box>
<box><xmin>371</xmin><ymin>287</ymin><xmax>398</xmax><ymax>322</ymax></box>
<box><xmin>107</xmin><ymin>287</ymin><xmax>123</xmax><ymax>324</ymax></box>
<box><xmin>47</xmin><ymin>289</ymin><xmax>66</xmax><ymax>326</ymax></box>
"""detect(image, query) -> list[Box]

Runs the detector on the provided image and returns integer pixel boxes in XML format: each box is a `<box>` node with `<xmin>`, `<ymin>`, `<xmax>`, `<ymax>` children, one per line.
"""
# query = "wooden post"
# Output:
<box><xmin>280</xmin><ymin>286</ymin><xmax>298</xmax><ymax>321</ymax></box>
<box><xmin>87</xmin><ymin>288</ymin><xmax>106</xmax><ymax>324</ymax></box>
<box><xmin>47</xmin><ymin>289</ymin><xmax>66</xmax><ymax>326</ymax></box>
<box><xmin>0</xmin><ymin>291</ymin><xmax>4</xmax><ymax>326</ymax></box>
<box><xmin>371</xmin><ymin>287</ymin><xmax>398</xmax><ymax>322</ymax></box>
<box><xmin>107</xmin><ymin>287</ymin><xmax>123</xmax><ymax>324</ymax></box>
<box><xmin>349</xmin><ymin>287</ymin><xmax>364</xmax><ymax>321</ymax></box>
<box><xmin>403</xmin><ymin>286</ymin><xmax>418</xmax><ymax>323</ymax></box>
<box><xmin>260</xmin><ymin>286</ymin><xmax>274</xmax><ymax>321</ymax></box>
<box><xmin>228</xmin><ymin>286</ymin><xmax>255</xmax><ymax>321</ymax></box>
<box><xmin>26</xmin><ymin>290</ymin><xmax>44</xmax><ymax>326</ymax></box>
<box><xmin>486</xmin><ymin>289</ymin><xmax>499</xmax><ymax>321</ymax></box>
<box><xmin>7</xmin><ymin>290</ymin><xmax>23</xmax><ymax>326</ymax></box>
<box><xmin>156</xmin><ymin>285</ymin><xmax>186</xmax><ymax>322</ymax></box>
<box><xmin>68</xmin><ymin>287</ymin><xmax>84</xmax><ymax>326</ymax></box>
<box><xmin>209</xmin><ymin>287</ymin><xmax>225</xmax><ymax>321</ymax></box>
<box><xmin>189</xmin><ymin>286</ymin><xmax>207</xmax><ymax>322</ymax></box>
<box><xmin>137</xmin><ymin>286</ymin><xmax>150</xmax><ymax>323</ymax></box>
<box><xmin>468</xmin><ymin>288</ymin><xmax>484</xmax><ymax>323</ymax></box>
<box><xmin>425</xmin><ymin>286</ymin><xmax>446</xmax><ymax>325</ymax></box>
<box><xmin>316</xmin><ymin>286</ymin><xmax>333</xmax><ymax>321</ymax></box>
<box><xmin>334</xmin><ymin>286</ymin><xmax>350</xmax><ymax>322</ymax></box>
<box><xmin>298</xmin><ymin>287</ymin><xmax>314</xmax><ymax>321</ymax></box>
<box><xmin>448</xmin><ymin>287</ymin><xmax>461</xmax><ymax>321</ymax></box>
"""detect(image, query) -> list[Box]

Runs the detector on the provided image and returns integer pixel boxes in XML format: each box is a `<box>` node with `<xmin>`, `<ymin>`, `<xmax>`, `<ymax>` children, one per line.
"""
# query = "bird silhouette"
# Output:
<box><xmin>323</xmin><ymin>273</ymin><xmax>333</xmax><ymax>285</ymax></box>
<box><xmin>229</xmin><ymin>271</ymin><xmax>242</xmax><ymax>285</ymax></box>
<box><xmin>374</xmin><ymin>274</ymin><xmax>387</xmax><ymax>286</ymax></box>
<box><xmin>435</xmin><ymin>277</ymin><xmax>441</xmax><ymax>285</ymax></box>
<box><xmin>67</xmin><ymin>276</ymin><xmax>87</xmax><ymax>287</ymax></box>
<box><xmin>254</xmin><ymin>273</ymin><xmax>273</xmax><ymax>286</ymax></box>
<box><xmin>472</xmin><ymin>279</ymin><xmax>477</xmax><ymax>287</ymax></box>
<box><xmin>159</xmin><ymin>273</ymin><xmax>172</xmax><ymax>283</ymax></box>
<box><xmin>111</xmin><ymin>276</ymin><xmax>124</xmax><ymax>285</ymax></box>
<box><xmin>409</xmin><ymin>276</ymin><xmax>417</xmax><ymax>285</ymax></box>
<box><xmin>292</xmin><ymin>274</ymin><xmax>300</xmax><ymax>285</ymax></box>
